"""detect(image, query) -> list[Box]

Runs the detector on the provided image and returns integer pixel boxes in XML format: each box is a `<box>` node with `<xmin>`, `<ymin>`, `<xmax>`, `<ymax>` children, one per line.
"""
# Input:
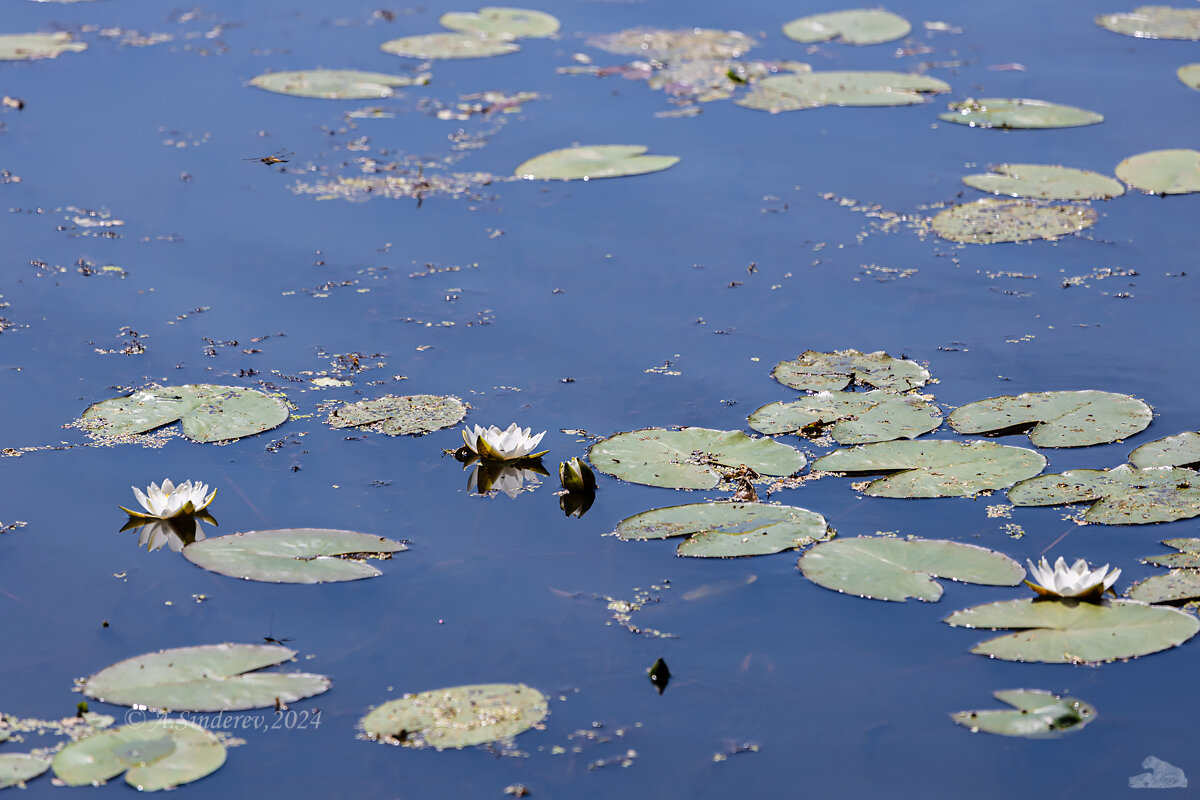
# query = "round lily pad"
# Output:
<box><xmin>249</xmin><ymin>69</ymin><xmax>427</xmax><ymax>99</ymax></box>
<box><xmin>1115</xmin><ymin>149</ymin><xmax>1200</xmax><ymax>195</ymax></box>
<box><xmin>931</xmin><ymin>199</ymin><xmax>1097</xmax><ymax>244</ymax></box>
<box><xmin>326</xmin><ymin>394</ymin><xmax>466</xmax><ymax>436</ymax></box>
<box><xmin>52</xmin><ymin>720</ymin><xmax>224</xmax><ymax>791</ymax></box>
<box><xmin>615</xmin><ymin>502</ymin><xmax>830</xmax><ymax>557</ymax></box>
<box><xmin>380</xmin><ymin>32</ymin><xmax>520</xmax><ymax>59</ymax></box>
<box><xmin>1097</xmin><ymin>6</ymin><xmax>1200</xmax><ymax>39</ymax></box>
<box><xmin>952</xmin><ymin>690</ymin><xmax>1095</xmax><ymax>738</ymax></box>
<box><xmin>1008</xmin><ymin>464</ymin><xmax>1200</xmax><ymax>524</ymax></box>
<box><xmin>1179</xmin><ymin>64</ymin><xmax>1200</xmax><ymax>89</ymax></box>
<box><xmin>748</xmin><ymin>390</ymin><xmax>942</xmax><ymax>444</ymax></box>
<box><xmin>943</xmin><ymin>598</ymin><xmax>1200</xmax><ymax>663</ymax></box>
<box><xmin>361</xmin><ymin>683</ymin><xmax>547</xmax><ymax>749</ymax></box>
<box><xmin>813</xmin><ymin>439</ymin><xmax>1046</xmax><ymax>497</ymax></box>
<box><xmin>782</xmin><ymin>9</ymin><xmax>911</xmax><ymax>45</ymax></box>
<box><xmin>947</xmin><ymin>390</ymin><xmax>1152</xmax><ymax>447</ymax></box>
<box><xmin>183</xmin><ymin>529</ymin><xmax>406</xmax><ymax>583</ymax></box>
<box><xmin>963</xmin><ymin>164</ymin><xmax>1125</xmax><ymax>200</ymax></box>
<box><xmin>1130</xmin><ymin>432</ymin><xmax>1200</xmax><ymax>468</ymax></box>
<box><xmin>0</xmin><ymin>754</ymin><xmax>51</xmax><ymax>789</ymax></box>
<box><xmin>440</xmin><ymin>7</ymin><xmax>559</xmax><ymax>38</ymax></box>
<box><xmin>586</xmin><ymin>27</ymin><xmax>756</xmax><ymax>59</ymax></box>
<box><xmin>589</xmin><ymin>427</ymin><xmax>806</xmax><ymax>490</ymax></box>
<box><xmin>81</xmin><ymin>644</ymin><xmax>331</xmax><ymax>712</ymax></box>
<box><xmin>799</xmin><ymin>537</ymin><xmax>1024</xmax><ymax>602</ymax></box>
<box><xmin>939</xmin><ymin>98</ymin><xmax>1103</xmax><ymax>129</ymax></box>
<box><xmin>514</xmin><ymin>145</ymin><xmax>680</xmax><ymax>181</ymax></box>
<box><xmin>771</xmin><ymin>350</ymin><xmax>930</xmax><ymax>393</ymax></box>
<box><xmin>1128</xmin><ymin>570</ymin><xmax>1200</xmax><ymax>604</ymax></box>
<box><xmin>1143</xmin><ymin>538</ymin><xmax>1200</xmax><ymax>569</ymax></box>
<box><xmin>79</xmin><ymin>384</ymin><xmax>288</xmax><ymax>443</ymax></box>
<box><xmin>737</xmin><ymin>71</ymin><xmax>950</xmax><ymax>112</ymax></box>
<box><xmin>0</xmin><ymin>32</ymin><xmax>87</xmax><ymax>61</ymax></box>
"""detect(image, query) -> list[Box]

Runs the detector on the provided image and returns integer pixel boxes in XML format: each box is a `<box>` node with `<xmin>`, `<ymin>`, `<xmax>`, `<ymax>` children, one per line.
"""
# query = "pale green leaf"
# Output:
<box><xmin>615</xmin><ymin>501</ymin><xmax>830</xmax><ymax>557</ymax></box>
<box><xmin>947</xmin><ymin>390</ymin><xmax>1152</xmax><ymax>447</ymax></box>
<box><xmin>748</xmin><ymin>390</ymin><xmax>941</xmax><ymax>444</ymax></box>
<box><xmin>361</xmin><ymin>684</ymin><xmax>547</xmax><ymax>749</ymax></box>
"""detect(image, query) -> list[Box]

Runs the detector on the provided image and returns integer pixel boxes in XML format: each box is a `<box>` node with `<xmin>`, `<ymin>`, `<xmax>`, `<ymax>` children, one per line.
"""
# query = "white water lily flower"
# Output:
<box><xmin>120</xmin><ymin>479</ymin><xmax>217</xmax><ymax>519</ymax></box>
<box><xmin>1025</xmin><ymin>556</ymin><xmax>1121</xmax><ymax>601</ymax></box>
<box><xmin>461</xmin><ymin>423</ymin><xmax>547</xmax><ymax>461</ymax></box>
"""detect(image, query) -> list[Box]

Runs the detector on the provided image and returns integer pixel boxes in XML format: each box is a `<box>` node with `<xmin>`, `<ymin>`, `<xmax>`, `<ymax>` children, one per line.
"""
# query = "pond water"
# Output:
<box><xmin>1</xmin><ymin>0</ymin><xmax>1199</xmax><ymax>796</ymax></box>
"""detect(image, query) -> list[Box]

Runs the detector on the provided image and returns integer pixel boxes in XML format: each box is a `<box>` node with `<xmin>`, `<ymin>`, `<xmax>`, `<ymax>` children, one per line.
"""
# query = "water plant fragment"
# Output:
<box><xmin>0</xmin><ymin>753</ymin><xmax>51</xmax><ymax>789</ymax></box>
<box><xmin>80</xmin><ymin>644</ymin><xmax>331</xmax><ymax>712</ymax></box>
<box><xmin>947</xmin><ymin>390</ymin><xmax>1152</xmax><ymax>447</ymax></box>
<box><xmin>183</xmin><ymin>529</ymin><xmax>406</xmax><ymax>583</ymax></box>
<box><xmin>1096</xmin><ymin>6</ymin><xmax>1200</xmax><ymax>39</ymax></box>
<box><xmin>1008</xmin><ymin>465</ymin><xmax>1200</xmax><ymax>524</ymax></box>
<box><xmin>748</xmin><ymin>390</ymin><xmax>942</xmax><ymax>444</ymax></box>
<box><xmin>771</xmin><ymin>349</ymin><xmax>930</xmax><ymax>393</ymax></box>
<box><xmin>440</xmin><ymin>7</ymin><xmax>560</xmax><ymax>38</ymax></box>
<box><xmin>931</xmin><ymin>199</ymin><xmax>1097</xmax><ymax>244</ymax></box>
<box><xmin>939</xmin><ymin>98</ymin><xmax>1103</xmax><ymax>129</ymax></box>
<box><xmin>0</xmin><ymin>33</ymin><xmax>86</xmax><ymax>60</ymax></box>
<box><xmin>782</xmin><ymin>9</ymin><xmax>911</xmax><ymax>45</ymax></box>
<box><xmin>813</xmin><ymin>439</ymin><xmax>1046</xmax><ymax>497</ymax></box>
<box><xmin>380</xmin><ymin>32</ymin><xmax>520</xmax><ymax>59</ymax></box>
<box><xmin>361</xmin><ymin>683</ymin><xmax>547</xmax><ymax>749</ymax></box>
<box><xmin>1115</xmin><ymin>149</ymin><xmax>1200</xmax><ymax>195</ymax></box>
<box><xmin>737</xmin><ymin>71</ymin><xmax>949</xmax><ymax>112</ymax></box>
<box><xmin>250</xmin><ymin>69</ymin><xmax>428</xmax><ymax>99</ymax></box>
<box><xmin>615</xmin><ymin>501</ymin><xmax>831</xmax><ymax>557</ymax></box>
<box><xmin>798</xmin><ymin>537</ymin><xmax>1023</xmax><ymax>602</ymax></box>
<box><xmin>79</xmin><ymin>384</ymin><xmax>288</xmax><ymax>443</ymax></box>
<box><xmin>963</xmin><ymin>164</ymin><xmax>1125</xmax><ymax>200</ymax></box>
<box><xmin>326</xmin><ymin>394</ymin><xmax>466</xmax><ymax>436</ymax></box>
<box><xmin>589</xmin><ymin>427</ymin><xmax>806</xmax><ymax>489</ymax></box>
<box><xmin>514</xmin><ymin>145</ymin><xmax>679</xmax><ymax>181</ymax></box>
<box><xmin>1129</xmin><ymin>432</ymin><xmax>1200</xmax><ymax>468</ymax></box>
<box><xmin>943</xmin><ymin>598</ymin><xmax>1199</xmax><ymax>663</ymax></box>
<box><xmin>52</xmin><ymin>720</ymin><xmax>223</xmax><ymax>791</ymax></box>
<box><xmin>952</xmin><ymin>690</ymin><xmax>1095</xmax><ymax>738</ymax></box>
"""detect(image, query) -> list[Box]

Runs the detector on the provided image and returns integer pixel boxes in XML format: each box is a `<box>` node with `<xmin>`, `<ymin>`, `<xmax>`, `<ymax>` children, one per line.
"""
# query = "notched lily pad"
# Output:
<box><xmin>944</xmin><ymin>598</ymin><xmax>1200</xmax><ymax>663</ymax></box>
<box><xmin>782</xmin><ymin>9</ymin><xmax>911</xmax><ymax>45</ymax></box>
<box><xmin>813</xmin><ymin>439</ymin><xmax>1046</xmax><ymax>497</ymax></box>
<box><xmin>0</xmin><ymin>33</ymin><xmax>87</xmax><ymax>60</ymax></box>
<box><xmin>515</xmin><ymin>145</ymin><xmax>679</xmax><ymax>181</ymax></box>
<box><xmin>79</xmin><ymin>384</ymin><xmax>288</xmax><ymax>443</ymax></box>
<box><xmin>183</xmin><ymin>529</ymin><xmax>406</xmax><ymax>583</ymax></box>
<box><xmin>0</xmin><ymin>753</ymin><xmax>51</xmax><ymax>789</ymax></box>
<box><xmin>931</xmin><ymin>198</ymin><xmax>1097</xmax><ymax>244</ymax></box>
<box><xmin>250</xmin><ymin>69</ymin><xmax>428</xmax><ymax>99</ymax></box>
<box><xmin>1097</xmin><ymin>6</ymin><xmax>1200</xmax><ymax>39</ymax></box>
<box><xmin>80</xmin><ymin>644</ymin><xmax>331</xmax><ymax>712</ymax></box>
<box><xmin>939</xmin><ymin>98</ymin><xmax>1103</xmax><ymax>129</ymax></box>
<box><xmin>326</xmin><ymin>394</ymin><xmax>466</xmax><ymax>436</ymax></box>
<box><xmin>737</xmin><ymin>70</ymin><xmax>949</xmax><ymax>111</ymax></box>
<box><xmin>1115</xmin><ymin>149</ymin><xmax>1200</xmax><ymax>195</ymax></box>
<box><xmin>52</xmin><ymin>720</ymin><xmax>224</xmax><ymax>791</ymax></box>
<box><xmin>963</xmin><ymin>164</ymin><xmax>1125</xmax><ymax>200</ymax></box>
<box><xmin>748</xmin><ymin>390</ymin><xmax>942</xmax><ymax>444</ymax></box>
<box><xmin>947</xmin><ymin>390</ymin><xmax>1152</xmax><ymax>447</ymax></box>
<box><xmin>1008</xmin><ymin>464</ymin><xmax>1200</xmax><ymax>524</ymax></box>
<box><xmin>952</xmin><ymin>690</ymin><xmax>1095</xmax><ymax>738</ymax></box>
<box><xmin>440</xmin><ymin>7</ymin><xmax>559</xmax><ymax>38</ymax></box>
<box><xmin>380</xmin><ymin>32</ymin><xmax>520</xmax><ymax>59</ymax></box>
<box><xmin>1130</xmin><ymin>432</ymin><xmax>1200</xmax><ymax>469</ymax></box>
<box><xmin>771</xmin><ymin>350</ymin><xmax>930</xmax><ymax>393</ymax></box>
<box><xmin>589</xmin><ymin>427</ymin><xmax>806</xmax><ymax>489</ymax></box>
<box><xmin>1143</xmin><ymin>538</ymin><xmax>1200</xmax><ymax>569</ymax></box>
<box><xmin>361</xmin><ymin>683</ymin><xmax>547</xmax><ymax>749</ymax></box>
<box><xmin>615</xmin><ymin>502</ymin><xmax>831</xmax><ymax>557</ymax></box>
<box><xmin>799</xmin><ymin>537</ymin><xmax>1024</xmax><ymax>602</ymax></box>
<box><xmin>1128</xmin><ymin>570</ymin><xmax>1200</xmax><ymax>604</ymax></box>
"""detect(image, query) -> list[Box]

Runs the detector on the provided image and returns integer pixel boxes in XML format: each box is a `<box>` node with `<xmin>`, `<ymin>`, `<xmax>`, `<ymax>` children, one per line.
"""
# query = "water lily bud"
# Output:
<box><xmin>559</xmin><ymin>457</ymin><xmax>597</xmax><ymax>492</ymax></box>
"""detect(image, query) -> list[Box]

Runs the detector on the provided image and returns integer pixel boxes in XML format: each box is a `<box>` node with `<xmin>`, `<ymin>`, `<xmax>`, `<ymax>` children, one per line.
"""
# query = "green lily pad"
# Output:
<box><xmin>748</xmin><ymin>390</ymin><xmax>942</xmax><ymax>444</ymax></box>
<box><xmin>1180</xmin><ymin>64</ymin><xmax>1200</xmax><ymax>89</ymax></box>
<box><xmin>183</xmin><ymin>529</ymin><xmax>406</xmax><ymax>583</ymax></box>
<box><xmin>514</xmin><ymin>145</ymin><xmax>679</xmax><ymax>181</ymax></box>
<box><xmin>79</xmin><ymin>384</ymin><xmax>288</xmax><ymax>443</ymax></box>
<box><xmin>440</xmin><ymin>7</ymin><xmax>559</xmax><ymax>38</ymax></box>
<box><xmin>81</xmin><ymin>644</ymin><xmax>331</xmax><ymax>712</ymax></box>
<box><xmin>361</xmin><ymin>683</ymin><xmax>548</xmax><ymax>749</ymax></box>
<box><xmin>1115</xmin><ymin>149</ymin><xmax>1200</xmax><ymax>195</ymax></box>
<box><xmin>589</xmin><ymin>427</ymin><xmax>806</xmax><ymax>489</ymax></box>
<box><xmin>939</xmin><ymin>98</ymin><xmax>1104</xmax><ymax>129</ymax></box>
<box><xmin>799</xmin><ymin>537</ymin><xmax>1024</xmax><ymax>602</ymax></box>
<box><xmin>326</xmin><ymin>394</ymin><xmax>467</xmax><ymax>436</ymax></box>
<box><xmin>1143</xmin><ymin>538</ymin><xmax>1200</xmax><ymax>568</ymax></box>
<box><xmin>0</xmin><ymin>33</ymin><xmax>87</xmax><ymax>61</ymax></box>
<box><xmin>737</xmin><ymin>71</ymin><xmax>950</xmax><ymax>111</ymax></box>
<box><xmin>1130</xmin><ymin>432</ymin><xmax>1200</xmax><ymax>468</ymax></box>
<box><xmin>1128</xmin><ymin>570</ymin><xmax>1200</xmax><ymax>604</ymax></box>
<box><xmin>52</xmin><ymin>720</ymin><xmax>224</xmax><ymax>791</ymax></box>
<box><xmin>1008</xmin><ymin>465</ymin><xmax>1200</xmax><ymax>524</ymax></box>
<box><xmin>943</xmin><ymin>598</ymin><xmax>1200</xmax><ymax>663</ymax></box>
<box><xmin>813</xmin><ymin>440</ymin><xmax>1046</xmax><ymax>497</ymax></box>
<box><xmin>963</xmin><ymin>164</ymin><xmax>1125</xmax><ymax>200</ymax></box>
<box><xmin>615</xmin><ymin>502</ymin><xmax>831</xmax><ymax>557</ymax></box>
<box><xmin>249</xmin><ymin>69</ymin><xmax>428</xmax><ymax>99</ymax></box>
<box><xmin>947</xmin><ymin>390</ymin><xmax>1152</xmax><ymax>447</ymax></box>
<box><xmin>1097</xmin><ymin>6</ymin><xmax>1200</xmax><ymax>39</ymax></box>
<box><xmin>952</xmin><ymin>690</ymin><xmax>1095</xmax><ymax>738</ymax></box>
<box><xmin>931</xmin><ymin>199</ymin><xmax>1097</xmax><ymax>244</ymax></box>
<box><xmin>0</xmin><ymin>753</ymin><xmax>51</xmax><ymax>789</ymax></box>
<box><xmin>771</xmin><ymin>350</ymin><xmax>930</xmax><ymax>392</ymax></box>
<box><xmin>380</xmin><ymin>32</ymin><xmax>520</xmax><ymax>59</ymax></box>
<box><xmin>782</xmin><ymin>9</ymin><xmax>911</xmax><ymax>45</ymax></box>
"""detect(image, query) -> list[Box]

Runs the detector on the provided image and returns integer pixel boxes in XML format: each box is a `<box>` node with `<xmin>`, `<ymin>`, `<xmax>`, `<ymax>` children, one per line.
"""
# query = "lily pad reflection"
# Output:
<box><xmin>952</xmin><ymin>690</ymin><xmax>1095</xmax><ymax>738</ymax></box>
<box><xmin>361</xmin><ymin>683</ymin><xmax>548</xmax><ymax>749</ymax></box>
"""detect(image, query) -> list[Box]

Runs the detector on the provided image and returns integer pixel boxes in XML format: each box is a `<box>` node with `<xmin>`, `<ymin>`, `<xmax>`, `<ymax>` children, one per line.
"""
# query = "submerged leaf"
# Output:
<box><xmin>1097</xmin><ymin>6</ymin><xmax>1200</xmax><ymax>39</ymax></box>
<box><xmin>52</xmin><ymin>720</ymin><xmax>224</xmax><ymax>791</ymax></box>
<box><xmin>615</xmin><ymin>501</ymin><xmax>830</xmax><ymax>557</ymax></box>
<box><xmin>737</xmin><ymin>70</ymin><xmax>949</xmax><ymax>111</ymax></box>
<box><xmin>0</xmin><ymin>754</ymin><xmax>51</xmax><ymax>789</ymax></box>
<box><xmin>952</xmin><ymin>690</ymin><xmax>1095</xmax><ymax>738</ymax></box>
<box><xmin>931</xmin><ymin>199</ymin><xmax>1097</xmax><ymax>244</ymax></box>
<box><xmin>440</xmin><ymin>7</ymin><xmax>559</xmax><ymax>38</ymax></box>
<box><xmin>939</xmin><ymin>98</ymin><xmax>1103</xmax><ymax>129</ymax></box>
<box><xmin>250</xmin><ymin>69</ymin><xmax>427</xmax><ymax>99</ymax></box>
<box><xmin>771</xmin><ymin>350</ymin><xmax>930</xmax><ymax>392</ymax></box>
<box><xmin>782</xmin><ymin>9</ymin><xmax>911</xmax><ymax>45</ymax></box>
<box><xmin>1129</xmin><ymin>432</ymin><xmax>1200</xmax><ymax>468</ymax></box>
<box><xmin>326</xmin><ymin>394</ymin><xmax>466</xmax><ymax>436</ymax></box>
<box><xmin>748</xmin><ymin>390</ymin><xmax>941</xmax><ymax>444</ymax></box>
<box><xmin>79</xmin><ymin>385</ymin><xmax>288</xmax><ymax>443</ymax></box>
<box><xmin>1115</xmin><ymin>149</ymin><xmax>1200</xmax><ymax>195</ymax></box>
<box><xmin>514</xmin><ymin>145</ymin><xmax>679</xmax><ymax>181</ymax></box>
<box><xmin>380</xmin><ymin>32</ymin><xmax>520</xmax><ymax>59</ymax></box>
<box><xmin>0</xmin><ymin>32</ymin><xmax>86</xmax><ymax>60</ymax></box>
<box><xmin>183</xmin><ymin>529</ymin><xmax>406</xmax><ymax>583</ymax></box>
<box><xmin>361</xmin><ymin>683</ymin><xmax>547</xmax><ymax>749</ymax></box>
<box><xmin>963</xmin><ymin>164</ymin><xmax>1125</xmax><ymax>200</ymax></box>
<box><xmin>947</xmin><ymin>390</ymin><xmax>1152</xmax><ymax>447</ymax></box>
<box><xmin>1008</xmin><ymin>464</ymin><xmax>1200</xmax><ymax>524</ymax></box>
<box><xmin>1128</xmin><ymin>570</ymin><xmax>1200</xmax><ymax>604</ymax></box>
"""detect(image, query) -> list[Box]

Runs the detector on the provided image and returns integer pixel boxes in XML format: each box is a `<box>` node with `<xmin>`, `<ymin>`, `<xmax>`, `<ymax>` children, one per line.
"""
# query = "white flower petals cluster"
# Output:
<box><xmin>462</xmin><ymin>423</ymin><xmax>547</xmax><ymax>461</ymax></box>
<box><xmin>1025</xmin><ymin>556</ymin><xmax>1121</xmax><ymax>600</ymax></box>
<box><xmin>121</xmin><ymin>479</ymin><xmax>217</xmax><ymax>520</ymax></box>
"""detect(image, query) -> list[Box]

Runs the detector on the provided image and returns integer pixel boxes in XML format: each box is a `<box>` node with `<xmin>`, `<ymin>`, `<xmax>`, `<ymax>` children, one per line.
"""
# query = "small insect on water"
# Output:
<box><xmin>244</xmin><ymin>149</ymin><xmax>294</xmax><ymax>166</ymax></box>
